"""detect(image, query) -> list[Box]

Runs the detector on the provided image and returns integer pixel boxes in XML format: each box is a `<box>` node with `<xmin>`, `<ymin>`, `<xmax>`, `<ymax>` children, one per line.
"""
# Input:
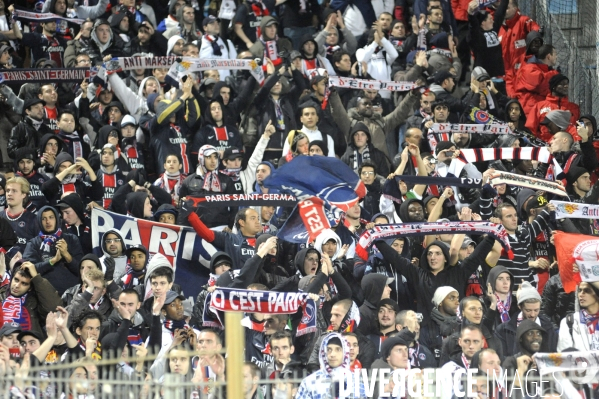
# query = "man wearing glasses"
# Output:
<box><xmin>100</xmin><ymin>228</ymin><xmax>128</xmax><ymax>281</ymax></box>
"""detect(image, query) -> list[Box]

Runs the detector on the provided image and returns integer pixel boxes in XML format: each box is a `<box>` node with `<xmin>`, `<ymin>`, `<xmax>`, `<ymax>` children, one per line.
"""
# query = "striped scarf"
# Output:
<box><xmin>495</xmin><ymin>294</ymin><xmax>511</xmax><ymax>323</ymax></box>
<box><xmin>121</xmin><ymin>264</ymin><xmax>145</xmax><ymax>289</ymax></box>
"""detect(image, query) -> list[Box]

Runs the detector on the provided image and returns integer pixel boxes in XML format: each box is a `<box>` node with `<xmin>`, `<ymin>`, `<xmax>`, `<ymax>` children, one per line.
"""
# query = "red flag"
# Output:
<box><xmin>555</xmin><ymin>231</ymin><xmax>599</xmax><ymax>293</ymax></box>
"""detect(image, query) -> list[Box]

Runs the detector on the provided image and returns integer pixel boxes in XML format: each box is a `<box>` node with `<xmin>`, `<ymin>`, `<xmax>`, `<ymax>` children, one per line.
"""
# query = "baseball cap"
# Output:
<box><xmin>223</xmin><ymin>147</ymin><xmax>244</xmax><ymax>160</ymax></box>
<box><xmin>120</xmin><ymin>115</ymin><xmax>137</xmax><ymax>128</ymax></box>
<box><xmin>0</xmin><ymin>44</ymin><xmax>12</xmax><ymax>54</ymax></box>
<box><xmin>471</xmin><ymin>66</ymin><xmax>491</xmax><ymax>82</ymax></box>
<box><xmin>525</xmin><ymin>195</ymin><xmax>548</xmax><ymax>214</ymax></box>
<box><xmin>0</xmin><ymin>322</ymin><xmax>22</xmax><ymax>337</ymax></box>
<box><xmin>164</xmin><ymin>291</ymin><xmax>185</xmax><ymax>305</ymax></box>
<box><xmin>17</xmin><ymin>330</ymin><xmax>44</xmax><ymax>343</ymax></box>
<box><xmin>126</xmin><ymin>244</ymin><xmax>147</xmax><ymax>258</ymax></box>
<box><xmin>432</xmin><ymin>70</ymin><xmax>454</xmax><ymax>85</ymax></box>
<box><xmin>461</xmin><ymin>237</ymin><xmax>476</xmax><ymax>249</ymax></box>
<box><xmin>203</xmin><ymin>15</ymin><xmax>220</xmax><ymax>26</ymax></box>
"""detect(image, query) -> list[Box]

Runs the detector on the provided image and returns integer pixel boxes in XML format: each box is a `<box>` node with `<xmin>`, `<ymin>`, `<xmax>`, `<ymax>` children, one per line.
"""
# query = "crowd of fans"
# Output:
<box><xmin>0</xmin><ymin>0</ymin><xmax>597</xmax><ymax>397</ymax></box>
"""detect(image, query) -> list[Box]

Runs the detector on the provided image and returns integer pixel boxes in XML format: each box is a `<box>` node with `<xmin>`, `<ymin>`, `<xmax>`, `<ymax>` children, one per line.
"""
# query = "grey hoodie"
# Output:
<box><xmin>100</xmin><ymin>228</ymin><xmax>128</xmax><ymax>280</ymax></box>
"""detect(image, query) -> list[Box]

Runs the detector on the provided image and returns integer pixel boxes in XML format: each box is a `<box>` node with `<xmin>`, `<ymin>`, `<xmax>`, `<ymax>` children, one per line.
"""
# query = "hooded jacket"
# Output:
<box><xmin>357</xmin><ymin>273</ymin><xmax>390</xmax><ymax>336</ymax></box>
<box><xmin>22</xmin><ymin>206</ymin><xmax>84</xmax><ymax>295</ymax></box>
<box><xmin>89</xmin><ymin>125</ymin><xmax>130</xmax><ymax>173</ymax></box>
<box><xmin>341</xmin><ymin>122</ymin><xmax>390</xmax><ymax>177</ymax></box>
<box><xmin>297</xmin><ymin>332</ymin><xmax>366</xmax><ymax>398</ymax></box>
<box><xmin>248</xmin><ymin>16</ymin><xmax>293</xmax><ymax>62</ymax></box>
<box><xmin>37</xmin><ymin>133</ymin><xmax>65</xmax><ymax>178</ymax></box>
<box><xmin>191</xmin><ymin>96</ymin><xmax>243</xmax><ymax>159</ymax></box>
<box><xmin>504</xmin><ymin>318</ymin><xmax>549</xmax><ymax>365</ymax></box>
<box><xmin>90</xmin><ymin>19</ymin><xmax>128</xmax><ymax>58</ymax></box>
<box><xmin>107</xmin><ymin>72</ymin><xmax>161</xmax><ymax>124</ymax></box>
<box><xmin>209</xmin><ymin>80</ymin><xmax>257</xmax><ymax>129</ymax></box>
<box><xmin>485</xmin><ymin>266</ymin><xmax>518</xmax><ymax>327</ymax></box>
<box><xmin>271</xmin><ymin>248</ymin><xmax>321</xmax><ymax>293</ymax></box>
<box><xmin>526</xmin><ymin>92</ymin><xmax>581</xmax><ymax>142</ymax></box>
<box><xmin>61</xmin><ymin>253</ymin><xmax>103</xmax><ymax>307</ymax></box>
<box><xmin>41</xmin><ymin>152</ymin><xmax>103</xmax><ymax>206</ymax></box>
<box><xmin>100</xmin><ymin>228</ymin><xmax>128</xmax><ymax>281</ymax></box>
<box><xmin>14</xmin><ymin>147</ymin><xmax>49</xmax><ymax>212</ymax></box>
<box><xmin>342</xmin><ymin>92</ymin><xmax>418</xmax><ymax>159</ymax></box>
<box><xmin>514</xmin><ymin>54</ymin><xmax>560</xmax><ymax>117</ymax></box>
<box><xmin>499</xmin><ymin>9</ymin><xmax>541</xmax><ymax>97</ymax></box>
<box><xmin>298</xmin><ymin>34</ymin><xmax>336</xmax><ymax>77</ymax></box>
<box><xmin>60</xmin><ymin>193</ymin><xmax>92</xmax><ymax>254</ymax></box>
<box><xmin>495</xmin><ymin>303</ymin><xmax>557</xmax><ymax>357</ymax></box>
<box><xmin>377</xmin><ymin>236</ymin><xmax>496</xmax><ymax>323</ymax></box>
<box><xmin>557</xmin><ymin>285</ymin><xmax>598</xmax><ymax>351</ymax></box>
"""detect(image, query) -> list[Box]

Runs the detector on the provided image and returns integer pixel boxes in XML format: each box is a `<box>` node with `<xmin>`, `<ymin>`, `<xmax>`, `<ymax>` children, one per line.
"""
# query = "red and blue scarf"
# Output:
<box><xmin>2</xmin><ymin>294</ymin><xmax>31</xmax><ymax>330</ymax></box>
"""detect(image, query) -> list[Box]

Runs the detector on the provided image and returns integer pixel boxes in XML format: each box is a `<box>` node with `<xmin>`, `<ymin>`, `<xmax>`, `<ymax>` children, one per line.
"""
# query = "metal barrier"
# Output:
<box><xmin>519</xmin><ymin>0</ymin><xmax>599</xmax><ymax>117</ymax></box>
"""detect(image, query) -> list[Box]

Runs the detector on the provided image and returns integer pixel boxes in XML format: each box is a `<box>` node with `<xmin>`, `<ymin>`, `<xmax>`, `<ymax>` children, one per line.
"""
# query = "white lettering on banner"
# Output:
<box><xmin>148</xmin><ymin>226</ymin><xmax>179</xmax><ymax>257</ymax></box>
<box><xmin>299</xmin><ymin>200</ymin><xmax>324</xmax><ymax>233</ymax></box>
<box><xmin>328</xmin><ymin>76</ymin><xmax>417</xmax><ymax>92</ymax></box>
<box><xmin>181</xmin><ymin>231</ymin><xmax>197</xmax><ymax>261</ymax></box>
<box><xmin>92</xmin><ymin>209</ymin><xmax>115</xmax><ymax>234</ymax></box>
<box><xmin>118</xmin><ymin>220</ymin><xmax>142</xmax><ymax>246</ymax></box>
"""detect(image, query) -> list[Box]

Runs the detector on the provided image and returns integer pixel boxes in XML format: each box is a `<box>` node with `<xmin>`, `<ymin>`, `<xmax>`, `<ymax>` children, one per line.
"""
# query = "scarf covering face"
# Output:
<box><xmin>163</xmin><ymin>318</ymin><xmax>189</xmax><ymax>332</ymax></box>
<box><xmin>327</xmin><ymin>302</ymin><xmax>360</xmax><ymax>332</ymax></box>
<box><xmin>197</xmin><ymin>145</ymin><xmax>222</xmax><ymax>192</ymax></box>
<box><xmin>220</xmin><ymin>167</ymin><xmax>242</xmax><ymax>181</ymax></box>
<box><xmin>318</xmin><ymin>332</ymin><xmax>350</xmax><ymax>375</ymax></box>
<box><xmin>122</xmin><ymin>264</ymin><xmax>146</xmax><ymax>289</ymax></box>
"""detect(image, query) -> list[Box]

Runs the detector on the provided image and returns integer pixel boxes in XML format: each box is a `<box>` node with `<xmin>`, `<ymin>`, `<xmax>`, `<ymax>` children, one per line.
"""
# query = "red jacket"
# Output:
<box><xmin>526</xmin><ymin>94</ymin><xmax>581</xmax><ymax>142</ymax></box>
<box><xmin>498</xmin><ymin>11</ymin><xmax>539</xmax><ymax>97</ymax></box>
<box><xmin>451</xmin><ymin>0</ymin><xmax>470</xmax><ymax>21</ymax></box>
<box><xmin>514</xmin><ymin>57</ymin><xmax>559</xmax><ymax>118</ymax></box>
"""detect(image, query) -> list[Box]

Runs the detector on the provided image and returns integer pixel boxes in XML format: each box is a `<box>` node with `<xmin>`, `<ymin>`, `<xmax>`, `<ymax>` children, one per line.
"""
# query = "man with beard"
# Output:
<box><xmin>13</xmin><ymin>147</ymin><xmax>48</xmax><ymax>212</ymax></box>
<box><xmin>8</xmin><ymin>98</ymin><xmax>53</xmax><ymax>159</ymax></box>
<box><xmin>368</xmin><ymin>299</ymin><xmax>399</xmax><ymax>357</ymax></box>
<box><xmin>495</xmin><ymin>281</ymin><xmax>557</xmax><ymax>357</ymax></box>
<box><xmin>406</xmin><ymin>91</ymin><xmax>436</xmax><ymax>131</ymax></box>
<box><xmin>420</xmin><ymin>286</ymin><xmax>460</xmax><ymax>364</ymax></box>
<box><xmin>359</xmin><ymin>274</ymin><xmax>393</xmax><ymax>335</ymax></box>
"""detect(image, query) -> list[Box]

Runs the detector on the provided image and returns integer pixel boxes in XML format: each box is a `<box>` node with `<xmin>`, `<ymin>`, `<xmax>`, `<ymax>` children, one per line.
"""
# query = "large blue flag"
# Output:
<box><xmin>264</xmin><ymin>156</ymin><xmax>366</xmax><ymax>241</ymax></box>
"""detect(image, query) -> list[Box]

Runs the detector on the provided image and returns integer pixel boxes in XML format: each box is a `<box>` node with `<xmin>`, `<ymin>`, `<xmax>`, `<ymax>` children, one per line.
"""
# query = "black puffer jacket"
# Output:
<box><xmin>8</xmin><ymin>117</ymin><xmax>54</xmax><ymax>159</ymax></box>
<box><xmin>541</xmin><ymin>273</ymin><xmax>576</xmax><ymax>326</ymax></box>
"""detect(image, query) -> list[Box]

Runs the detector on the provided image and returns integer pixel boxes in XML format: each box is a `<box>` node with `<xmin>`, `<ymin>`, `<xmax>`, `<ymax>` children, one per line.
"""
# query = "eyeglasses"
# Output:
<box><xmin>361</xmin><ymin>171</ymin><xmax>375</xmax><ymax>176</ymax></box>
<box><xmin>105</xmin><ymin>239</ymin><xmax>121</xmax><ymax>244</ymax></box>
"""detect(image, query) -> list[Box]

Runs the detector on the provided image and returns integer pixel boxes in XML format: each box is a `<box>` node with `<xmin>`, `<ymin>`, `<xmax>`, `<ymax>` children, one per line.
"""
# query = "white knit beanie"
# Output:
<box><xmin>432</xmin><ymin>286</ymin><xmax>459</xmax><ymax>307</ymax></box>
<box><xmin>517</xmin><ymin>281</ymin><xmax>542</xmax><ymax>305</ymax></box>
